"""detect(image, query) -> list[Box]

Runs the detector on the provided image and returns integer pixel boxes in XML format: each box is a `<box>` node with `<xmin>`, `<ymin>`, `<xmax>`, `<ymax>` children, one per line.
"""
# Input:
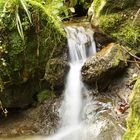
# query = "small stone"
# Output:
<box><xmin>132</xmin><ymin>73</ymin><xmax>137</xmax><ymax>78</ymax></box>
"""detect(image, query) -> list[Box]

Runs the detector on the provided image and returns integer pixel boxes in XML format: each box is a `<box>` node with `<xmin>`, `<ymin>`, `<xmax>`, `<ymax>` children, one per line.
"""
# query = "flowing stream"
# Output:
<box><xmin>47</xmin><ymin>26</ymin><xmax>96</xmax><ymax>140</ymax></box>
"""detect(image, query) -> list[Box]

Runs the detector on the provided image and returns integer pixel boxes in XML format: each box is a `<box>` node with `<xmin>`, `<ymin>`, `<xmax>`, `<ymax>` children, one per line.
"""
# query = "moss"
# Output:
<box><xmin>99</xmin><ymin>13</ymin><xmax>124</xmax><ymax>34</ymax></box>
<box><xmin>37</xmin><ymin>90</ymin><xmax>55</xmax><ymax>104</ymax></box>
<box><xmin>98</xmin><ymin>9</ymin><xmax>140</xmax><ymax>47</ymax></box>
<box><xmin>93</xmin><ymin>0</ymin><xmax>106</xmax><ymax>17</ymax></box>
<box><xmin>93</xmin><ymin>0</ymin><xmax>135</xmax><ymax>17</ymax></box>
<box><xmin>92</xmin><ymin>0</ymin><xmax>140</xmax><ymax>47</ymax></box>
<box><xmin>101</xmin><ymin>0</ymin><xmax>135</xmax><ymax>14</ymax></box>
<box><xmin>113</xmin><ymin>21</ymin><xmax>140</xmax><ymax>47</ymax></box>
<box><xmin>123</xmin><ymin>77</ymin><xmax>140</xmax><ymax>140</ymax></box>
<box><xmin>0</xmin><ymin>0</ymin><xmax>67</xmax><ymax>108</ymax></box>
<box><xmin>45</xmin><ymin>58</ymin><xmax>69</xmax><ymax>88</ymax></box>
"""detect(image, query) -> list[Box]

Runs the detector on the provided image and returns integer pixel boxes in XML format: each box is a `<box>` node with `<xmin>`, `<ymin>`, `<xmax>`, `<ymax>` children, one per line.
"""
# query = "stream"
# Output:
<box><xmin>0</xmin><ymin>25</ymin><xmax>128</xmax><ymax>140</ymax></box>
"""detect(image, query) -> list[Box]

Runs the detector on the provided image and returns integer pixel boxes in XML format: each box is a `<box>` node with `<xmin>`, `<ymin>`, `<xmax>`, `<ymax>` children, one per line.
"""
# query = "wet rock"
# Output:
<box><xmin>94</xmin><ymin>32</ymin><xmax>115</xmax><ymax>51</ymax></box>
<box><xmin>44</xmin><ymin>58</ymin><xmax>69</xmax><ymax>88</ymax></box>
<box><xmin>83</xmin><ymin>95</ymin><xmax>125</xmax><ymax>140</ymax></box>
<box><xmin>82</xmin><ymin>43</ymin><xmax>129</xmax><ymax>91</ymax></box>
<box><xmin>0</xmin><ymin>98</ymin><xmax>61</xmax><ymax>137</ymax></box>
<box><xmin>0</xmin><ymin>79</ymin><xmax>37</xmax><ymax>108</ymax></box>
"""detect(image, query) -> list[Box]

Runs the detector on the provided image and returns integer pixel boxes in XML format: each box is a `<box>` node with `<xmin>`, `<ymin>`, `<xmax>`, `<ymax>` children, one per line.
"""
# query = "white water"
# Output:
<box><xmin>48</xmin><ymin>26</ymin><xmax>96</xmax><ymax>140</ymax></box>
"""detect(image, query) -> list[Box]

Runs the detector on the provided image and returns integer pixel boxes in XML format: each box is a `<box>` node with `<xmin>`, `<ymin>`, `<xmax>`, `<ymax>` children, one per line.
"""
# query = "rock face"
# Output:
<box><xmin>44</xmin><ymin>58</ymin><xmax>69</xmax><ymax>88</ymax></box>
<box><xmin>82</xmin><ymin>43</ymin><xmax>129</xmax><ymax>90</ymax></box>
<box><xmin>94</xmin><ymin>32</ymin><xmax>115</xmax><ymax>51</ymax></box>
<box><xmin>123</xmin><ymin>77</ymin><xmax>140</xmax><ymax>140</ymax></box>
<box><xmin>0</xmin><ymin>2</ymin><xmax>67</xmax><ymax>108</ymax></box>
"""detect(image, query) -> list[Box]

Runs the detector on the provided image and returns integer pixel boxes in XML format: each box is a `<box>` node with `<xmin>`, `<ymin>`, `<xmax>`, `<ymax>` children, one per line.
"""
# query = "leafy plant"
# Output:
<box><xmin>0</xmin><ymin>0</ymin><xmax>32</xmax><ymax>41</ymax></box>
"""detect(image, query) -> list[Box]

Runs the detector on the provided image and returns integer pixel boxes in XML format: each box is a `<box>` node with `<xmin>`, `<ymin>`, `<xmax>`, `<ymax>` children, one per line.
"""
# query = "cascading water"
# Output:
<box><xmin>48</xmin><ymin>26</ymin><xmax>96</xmax><ymax>140</ymax></box>
<box><xmin>0</xmin><ymin>26</ymin><xmax>125</xmax><ymax>140</ymax></box>
<box><xmin>60</xmin><ymin>26</ymin><xmax>96</xmax><ymax>127</ymax></box>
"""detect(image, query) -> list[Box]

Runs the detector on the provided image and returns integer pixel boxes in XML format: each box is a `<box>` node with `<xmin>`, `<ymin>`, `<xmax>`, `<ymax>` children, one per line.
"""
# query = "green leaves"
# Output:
<box><xmin>20</xmin><ymin>0</ymin><xmax>32</xmax><ymax>23</ymax></box>
<box><xmin>15</xmin><ymin>6</ymin><xmax>24</xmax><ymax>41</ymax></box>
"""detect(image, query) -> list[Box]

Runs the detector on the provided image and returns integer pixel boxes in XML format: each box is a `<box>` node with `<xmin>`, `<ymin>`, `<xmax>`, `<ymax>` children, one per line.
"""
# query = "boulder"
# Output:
<box><xmin>44</xmin><ymin>58</ymin><xmax>69</xmax><ymax>88</ymax></box>
<box><xmin>82</xmin><ymin>43</ymin><xmax>129</xmax><ymax>90</ymax></box>
<box><xmin>0</xmin><ymin>79</ymin><xmax>37</xmax><ymax>108</ymax></box>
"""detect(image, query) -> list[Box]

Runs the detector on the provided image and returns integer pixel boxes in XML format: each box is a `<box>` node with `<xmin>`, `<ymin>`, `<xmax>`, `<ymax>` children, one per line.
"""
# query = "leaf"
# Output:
<box><xmin>19</xmin><ymin>0</ymin><xmax>32</xmax><ymax>23</ymax></box>
<box><xmin>69</xmin><ymin>7</ymin><xmax>75</xmax><ymax>13</ymax></box>
<box><xmin>15</xmin><ymin>6</ymin><xmax>24</xmax><ymax>41</ymax></box>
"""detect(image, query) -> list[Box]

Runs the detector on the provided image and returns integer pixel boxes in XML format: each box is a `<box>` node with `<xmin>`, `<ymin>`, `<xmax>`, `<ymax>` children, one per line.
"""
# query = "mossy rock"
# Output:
<box><xmin>82</xmin><ymin>43</ymin><xmax>129</xmax><ymax>90</ymax></box>
<box><xmin>93</xmin><ymin>0</ymin><xmax>135</xmax><ymax>17</ymax></box>
<box><xmin>44</xmin><ymin>58</ymin><xmax>69</xmax><ymax>88</ymax></box>
<box><xmin>37</xmin><ymin>90</ymin><xmax>55</xmax><ymax>104</ymax></box>
<box><xmin>123</xmin><ymin>77</ymin><xmax>140</xmax><ymax>140</ymax></box>
<box><xmin>0</xmin><ymin>2</ymin><xmax>67</xmax><ymax>108</ymax></box>
<box><xmin>0</xmin><ymin>79</ymin><xmax>38</xmax><ymax>108</ymax></box>
<box><xmin>91</xmin><ymin>0</ymin><xmax>140</xmax><ymax>47</ymax></box>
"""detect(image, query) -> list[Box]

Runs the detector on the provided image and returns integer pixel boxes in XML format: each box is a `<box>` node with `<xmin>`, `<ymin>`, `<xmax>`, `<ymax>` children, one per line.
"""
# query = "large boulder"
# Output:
<box><xmin>123</xmin><ymin>76</ymin><xmax>140</xmax><ymax>140</ymax></box>
<box><xmin>82</xmin><ymin>43</ymin><xmax>129</xmax><ymax>90</ymax></box>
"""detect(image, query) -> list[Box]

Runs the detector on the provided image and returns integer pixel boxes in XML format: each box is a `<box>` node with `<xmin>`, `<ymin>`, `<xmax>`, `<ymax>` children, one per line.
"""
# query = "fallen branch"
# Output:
<box><xmin>120</xmin><ymin>45</ymin><xmax>140</xmax><ymax>60</ymax></box>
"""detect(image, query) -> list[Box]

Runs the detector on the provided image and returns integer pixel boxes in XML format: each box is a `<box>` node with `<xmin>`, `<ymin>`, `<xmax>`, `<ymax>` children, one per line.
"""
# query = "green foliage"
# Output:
<box><xmin>0</xmin><ymin>0</ymin><xmax>67</xmax><ymax>92</ymax></box>
<box><xmin>37</xmin><ymin>90</ymin><xmax>55</xmax><ymax>104</ymax></box>
<box><xmin>99</xmin><ymin>13</ymin><xmax>124</xmax><ymax>33</ymax></box>
<box><xmin>0</xmin><ymin>0</ymin><xmax>32</xmax><ymax>41</ymax></box>
<box><xmin>123</xmin><ymin>77</ymin><xmax>140</xmax><ymax>140</ymax></box>
<box><xmin>113</xmin><ymin>22</ymin><xmax>140</xmax><ymax>46</ymax></box>
<box><xmin>99</xmin><ymin>13</ymin><xmax>140</xmax><ymax>46</ymax></box>
<box><xmin>93</xmin><ymin>0</ymin><xmax>106</xmax><ymax>17</ymax></box>
<box><xmin>28</xmin><ymin>0</ymin><xmax>65</xmax><ymax>34</ymax></box>
<box><xmin>93</xmin><ymin>0</ymin><xmax>135</xmax><ymax>17</ymax></box>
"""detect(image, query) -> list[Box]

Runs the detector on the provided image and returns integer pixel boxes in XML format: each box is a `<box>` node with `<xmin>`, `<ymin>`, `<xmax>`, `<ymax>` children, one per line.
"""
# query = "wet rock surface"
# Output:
<box><xmin>0</xmin><ymin>98</ymin><xmax>61</xmax><ymax>137</ymax></box>
<box><xmin>94</xmin><ymin>32</ymin><xmax>115</xmax><ymax>51</ymax></box>
<box><xmin>82</xmin><ymin>63</ymin><xmax>140</xmax><ymax>140</ymax></box>
<box><xmin>0</xmin><ymin>63</ymin><xmax>139</xmax><ymax>140</ymax></box>
<box><xmin>82</xmin><ymin>43</ymin><xmax>129</xmax><ymax>91</ymax></box>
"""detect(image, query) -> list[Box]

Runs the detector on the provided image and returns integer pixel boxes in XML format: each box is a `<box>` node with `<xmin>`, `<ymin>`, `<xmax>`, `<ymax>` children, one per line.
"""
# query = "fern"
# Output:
<box><xmin>15</xmin><ymin>5</ymin><xmax>24</xmax><ymax>41</ymax></box>
<box><xmin>19</xmin><ymin>0</ymin><xmax>32</xmax><ymax>23</ymax></box>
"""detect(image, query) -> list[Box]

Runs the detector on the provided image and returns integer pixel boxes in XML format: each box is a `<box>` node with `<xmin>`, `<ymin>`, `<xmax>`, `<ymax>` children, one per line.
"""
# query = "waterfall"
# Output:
<box><xmin>47</xmin><ymin>26</ymin><xmax>96</xmax><ymax>140</ymax></box>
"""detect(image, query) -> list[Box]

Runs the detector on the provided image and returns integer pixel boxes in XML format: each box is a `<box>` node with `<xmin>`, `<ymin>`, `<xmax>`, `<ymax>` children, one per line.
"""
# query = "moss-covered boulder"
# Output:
<box><xmin>0</xmin><ymin>1</ymin><xmax>67</xmax><ymax>108</ymax></box>
<box><xmin>81</xmin><ymin>43</ymin><xmax>129</xmax><ymax>90</ymax></box>
<box><xmin>123</xmin><ymin>77</ymin><xmax>140</xmax><ymax>140</ymax></box>
<box><xmin>90</xmin><ymin>0</ymin><xmax>140</xmax><ymax>47</ymax></box>
<box><xmin>44</xmin><ymin>58</ymin><xmax>69</xmax><ymax>88</ymax></box>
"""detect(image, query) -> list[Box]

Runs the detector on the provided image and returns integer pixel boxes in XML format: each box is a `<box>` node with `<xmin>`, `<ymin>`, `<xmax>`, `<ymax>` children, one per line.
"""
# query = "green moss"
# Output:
<box><xmin>123</xmin><ymin>77</ymin><xmax>140</xmax><ymax>140</ymax></box>
<box><xmin>93</xmin><ymin>0</ymin><xmax>135</xmax><ymax>17</ymax></box>
<box><xmin>92</xmin><ymin>0</ymin><xmax>140</xmax><ymax>47</ymax></box>
<box><xmin>37</xmin><ymin>90</ymin><xmax>55</xmax><ymax>104</ymax></box>
<box><xmin>0</xmin><ymin>0</ymin><xmax>67</xmax><ymax>107</ymax></box>
<box><xmin>45</xmin><ymin>58</ymin><xmax>69</xmax><ymax>88</ymax></box>
<box><xmin>93</xmin><ymin>0</ymin><xmax>106</xmax><ymax>17</ymax></box>
<box><xmin>98</xmin><ymin>9</ymin><xmax>140</xmax><ymax>47</ymax></box>
<box><xmin>113</xmin><ymin>21</ymin><xmax>140</xmax><ymax>47</ymax></box>
<box><xmin>99</xmin><ymin>13</ymin><xmax>124</xmax><ymax>34</ymax></box>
